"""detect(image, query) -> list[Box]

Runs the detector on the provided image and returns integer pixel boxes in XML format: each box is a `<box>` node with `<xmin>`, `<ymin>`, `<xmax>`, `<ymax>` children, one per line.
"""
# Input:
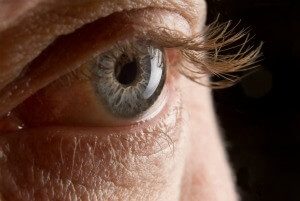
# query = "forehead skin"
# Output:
<box><xmin>0</xmin><ymin>0</ymin><xmax>206</xmax><ymax>91</ymax></box>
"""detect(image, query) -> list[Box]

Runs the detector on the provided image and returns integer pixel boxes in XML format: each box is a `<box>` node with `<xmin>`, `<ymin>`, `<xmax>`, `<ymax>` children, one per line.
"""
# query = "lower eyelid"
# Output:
<box><xmin>0</xmin><ymin>72</ymin><xmax>182</xmax><ymax>140</ymax></box>
<box><xmin>10</xmin><ymin>57</ymin><xmax>179</xmax><ymax>128</ymax></box>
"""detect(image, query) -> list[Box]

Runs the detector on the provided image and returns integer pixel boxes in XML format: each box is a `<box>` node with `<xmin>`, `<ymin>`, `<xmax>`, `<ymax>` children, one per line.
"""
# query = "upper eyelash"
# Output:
<box><xmin>69</xmin><ymin>19</ymin><xmax>262</xmax><ymax>88</ymax></box>
<box><xmin>145</xmin><ymin>19</ymin><xmax>263</xmax><ymax>88</ymax></box>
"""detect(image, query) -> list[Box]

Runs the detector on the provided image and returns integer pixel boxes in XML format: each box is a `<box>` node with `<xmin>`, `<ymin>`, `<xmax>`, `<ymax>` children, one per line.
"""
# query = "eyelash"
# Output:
<box><xmin>179</xmin><ymin>20</ymin><xmax>263</xmax><ymax>88</ymax></box>
<box><xmin>168</xmin><ymin>21</ymin><xmax>261</xmax><ymax>88</ymax></box>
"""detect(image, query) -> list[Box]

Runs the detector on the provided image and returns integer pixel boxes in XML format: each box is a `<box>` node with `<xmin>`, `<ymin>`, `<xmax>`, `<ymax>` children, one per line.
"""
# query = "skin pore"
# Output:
<box><xmin>0</xmin><ymin>0</ymin><xmax>239</xmax><ymax>200</ymax></box>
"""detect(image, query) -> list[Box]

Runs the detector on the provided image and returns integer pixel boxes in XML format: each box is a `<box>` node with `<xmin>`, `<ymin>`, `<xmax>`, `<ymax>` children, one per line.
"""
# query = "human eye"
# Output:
<box><xmin>7</xmin><ymin>39</ymin><xmax>174</xmax><ymax>127</ymax></box>
<box><xmin>0</xmin><ymin>17</ymin><xmax>261</xmax><ymax>128</ymax></box>
<box><xmin>0</xmin><ymin>1</ymin><xmax>261</xmax><ymax>200</ymax></box>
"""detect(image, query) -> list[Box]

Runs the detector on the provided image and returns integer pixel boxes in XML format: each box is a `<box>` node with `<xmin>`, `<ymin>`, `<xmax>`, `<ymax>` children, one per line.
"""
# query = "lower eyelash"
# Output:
<box><xmin>147</xmin><ymin>19</ymin><xmax>263</xmax><ymax>88</ymax></box>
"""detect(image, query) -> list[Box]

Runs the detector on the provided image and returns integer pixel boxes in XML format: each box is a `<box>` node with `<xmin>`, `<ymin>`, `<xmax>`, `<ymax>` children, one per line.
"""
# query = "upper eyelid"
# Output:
<box><xmin>0</xmin><ymin>0</ymin><xmax>202</xmax><ymax>91</ymax></box>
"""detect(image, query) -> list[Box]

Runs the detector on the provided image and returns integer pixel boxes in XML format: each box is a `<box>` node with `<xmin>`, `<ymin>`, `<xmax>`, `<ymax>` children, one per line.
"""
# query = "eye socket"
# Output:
<box><xmin>93</xmin><ymin>40</ymin><xmax>166</xmax><ymax>118</ymax></box>
<box><xmin>13</xmin><ymin>40</ymin><xmax>170</xmax><ymax>127</ymax></box>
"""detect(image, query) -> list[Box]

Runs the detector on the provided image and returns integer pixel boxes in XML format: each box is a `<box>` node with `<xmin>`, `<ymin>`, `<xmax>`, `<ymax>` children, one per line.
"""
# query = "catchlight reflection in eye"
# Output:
<box><xmin>93</xmin><ymin>40</ymin><xmax>166</xmax><ymax>118</ymax></box>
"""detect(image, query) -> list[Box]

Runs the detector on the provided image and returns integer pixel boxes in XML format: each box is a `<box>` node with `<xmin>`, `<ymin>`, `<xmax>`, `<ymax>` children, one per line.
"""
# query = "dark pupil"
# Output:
<box><xmin>115</xmin><ymin>55</ymin><xmax>138</xmax><ymax>85</ymax></box>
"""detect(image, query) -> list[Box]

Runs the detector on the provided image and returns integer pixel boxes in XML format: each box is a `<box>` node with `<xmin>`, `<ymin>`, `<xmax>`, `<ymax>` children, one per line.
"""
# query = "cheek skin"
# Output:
<box><xmin>0</xmin><ymin>76</ymin><xmax>239</xmax><ymax>201</ymax></box>
<box><xmin>0</xmin><ymin>76</ymin><xmax>189</xmax><ymax>201</ymax></box>
<box><xmin>180</xmin><ymin>77</ymin><xmax>239</xmax><ymax>201</ymax></box>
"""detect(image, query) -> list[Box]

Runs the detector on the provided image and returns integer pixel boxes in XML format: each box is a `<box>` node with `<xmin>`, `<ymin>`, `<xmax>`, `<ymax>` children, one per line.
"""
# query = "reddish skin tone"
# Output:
<box><xmin>0</xmin><ymin>0</ymin><xmax>239</xmax><ymax>201</ymax></box>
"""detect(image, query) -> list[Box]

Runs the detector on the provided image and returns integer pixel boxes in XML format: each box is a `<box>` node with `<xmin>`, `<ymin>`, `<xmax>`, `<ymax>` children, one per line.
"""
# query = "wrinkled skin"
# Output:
<box><xmin>0</xmin><ymin>0</ymin><xmax>239</xmax><ymax>200</ymax></box>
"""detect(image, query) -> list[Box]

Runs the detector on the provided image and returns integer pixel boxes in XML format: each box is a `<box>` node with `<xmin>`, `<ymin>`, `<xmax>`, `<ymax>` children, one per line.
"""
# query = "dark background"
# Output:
<box><xmin>206</xmin><ymin>0</ymin><xmax>299</xmax><ymax>200</ymax></box>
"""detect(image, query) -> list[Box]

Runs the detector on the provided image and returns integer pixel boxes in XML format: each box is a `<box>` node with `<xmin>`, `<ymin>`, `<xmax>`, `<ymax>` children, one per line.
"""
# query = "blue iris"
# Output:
<box><xmin>92</xmin><ymin>41</ymin><xmax>166</xmax><ymax>118</ymax></box>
